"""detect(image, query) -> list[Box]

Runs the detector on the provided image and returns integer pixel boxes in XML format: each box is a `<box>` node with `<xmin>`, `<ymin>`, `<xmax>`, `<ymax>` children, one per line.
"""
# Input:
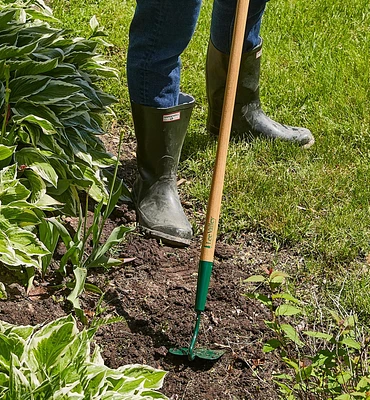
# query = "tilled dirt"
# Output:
<box><xmin>0</xmin><ymin>132</ymin><xmax>309</xmax><ymax>399</ymax></box>
<box><xmin>0</xmin><ymin>213</ymin><xmax>308</xmax><ymax>399</ymax></box>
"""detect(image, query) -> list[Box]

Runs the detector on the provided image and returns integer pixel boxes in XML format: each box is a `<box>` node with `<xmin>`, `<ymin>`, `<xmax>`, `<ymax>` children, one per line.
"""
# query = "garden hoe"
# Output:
<box><xmin>169</xmin><ymin>0</ymin><xmax>251</xmax><ymax>361</ymax></box>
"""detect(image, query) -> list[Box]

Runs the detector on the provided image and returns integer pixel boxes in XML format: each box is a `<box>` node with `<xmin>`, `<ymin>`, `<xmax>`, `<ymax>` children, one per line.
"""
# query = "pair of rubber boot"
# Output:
<box><xmin>131</xmin><ymin>42</ymin><xmax>315</xmax><ymax>246</ymax></box>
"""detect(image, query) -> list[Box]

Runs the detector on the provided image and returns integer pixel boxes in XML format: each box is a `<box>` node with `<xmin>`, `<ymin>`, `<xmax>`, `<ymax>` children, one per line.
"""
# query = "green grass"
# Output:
<box><xmin>50</xmin><ymin>0</ymin><xmax>370</xmax><ymax>317</ymax></box>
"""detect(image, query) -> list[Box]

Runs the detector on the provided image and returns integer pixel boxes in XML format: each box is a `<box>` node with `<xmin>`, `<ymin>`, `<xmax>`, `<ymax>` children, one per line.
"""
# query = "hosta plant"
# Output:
<box><xmin>0</xmin><ymin>0</ymin><xmax>118</xmax><ymax>211</ymax></box>
<box><xmin>0</xmin><ymin>314</ymin><xmax>168</xmax><ymax>399</ymax></box>
<box><xmin>0</xmin><ymin>0</ymin><xmax>127</xmax><ymax>280</ymax></box>
<box><xmin>0</xmin><ymin>163</ymin><xmax>53</xmax><ymax>289</ymax></box>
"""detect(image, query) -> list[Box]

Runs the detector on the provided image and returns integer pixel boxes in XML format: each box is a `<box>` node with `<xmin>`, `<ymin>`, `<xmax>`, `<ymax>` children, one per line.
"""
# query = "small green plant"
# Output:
<box><xmin>40</xmin><ymin>127</ymin><xmax>132</xmax><ymax>321</ymax></box>
<box><xmin>245</xmin><ymin>269</ymin><xmax>370</xmax><ymax>399</ymax></box>
<box><xmin>0</xmin><ymin>314</ymin><xmax>168</xmax><ymax>399</ymax></box>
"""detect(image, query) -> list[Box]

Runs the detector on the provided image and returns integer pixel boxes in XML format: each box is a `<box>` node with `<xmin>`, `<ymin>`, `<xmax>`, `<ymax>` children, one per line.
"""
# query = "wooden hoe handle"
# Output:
<box><xmin>200</xmin><ymin>0</ymin><xmax>250</xmax><ymax>262</ymax></box>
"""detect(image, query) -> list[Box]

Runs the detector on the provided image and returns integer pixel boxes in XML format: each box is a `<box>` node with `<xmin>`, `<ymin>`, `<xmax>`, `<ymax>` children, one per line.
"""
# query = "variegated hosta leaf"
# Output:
<box><xmin>0</xmin><ymin>205</ymin><xmax>41</xmax><ymax>227</ymax></box>
<box><xmin>0</xmin><ymin>179</ymin><xmax>31</xmax><ymax>204</ymax></box>
<box><xmin>15</xmin><ymin>147</ymin><xmax>58</xmax><ymax>188</ymax></box>
<box><xmin>0</xmin><ymin>164</ymin><xmax>17</xmax><ymax>182</ymax></box>
<box><xmin>12</xmin><ymin>114</ymin><xmax>57</xmax><ymax>135</ymax></box>
<box><xmin>8</xmin><ymin>75</ymin><xmax>51</xmax><ymax>102</ymax></box>
<box><xmin>5</xmin><ymin>227</ymin><xmax>49</xmax><ymax>256</ymax></box>
<box><xmin>0</xmin><ymin>227</ymin><xmax>41</xmax><ymax>269</ymax></box>
<box><xmin>22</xmin><ymin>168</ymin><xmax>46</xmax><ymax>203</ymax></box>
<box><xmin>0</xmin><ymin>145</ymin><xmax>15</xmax><ymax>162</ymax></box>
<box><xmin>13</xmin><ymin>100</ymin><xmax>63</xmax><ymax>128</ymax></box>
<box><xmin>0</xmin><ymin>42</ymin><xmax>38</xmax><ymax>61</ymax></box>
<box><xmin>0</xmin><ymin>316</ymin><xmax>168</xmax><ymax>399</ymax></box>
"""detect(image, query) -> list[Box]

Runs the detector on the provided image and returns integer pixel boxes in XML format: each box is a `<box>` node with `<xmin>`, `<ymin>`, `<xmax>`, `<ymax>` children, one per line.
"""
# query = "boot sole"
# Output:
<box><xmin>138</xmin><ymin>225</ymin><xmax>191</xmax><ymax>247</ymax></box>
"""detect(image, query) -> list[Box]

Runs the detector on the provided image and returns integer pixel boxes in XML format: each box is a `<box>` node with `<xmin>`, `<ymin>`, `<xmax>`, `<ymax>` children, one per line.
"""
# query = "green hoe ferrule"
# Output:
<box><xmin>195</xmin><ymin>260</ymin><xmax>214</xmax><ymax>312</ymax></box>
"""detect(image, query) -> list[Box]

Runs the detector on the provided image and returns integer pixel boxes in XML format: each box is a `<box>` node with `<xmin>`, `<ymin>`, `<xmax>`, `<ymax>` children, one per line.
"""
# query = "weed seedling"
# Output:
<box><xmin>245</xmin><ymin>270</ymin><xmax>370</xmax><ymax>400</ymax></box>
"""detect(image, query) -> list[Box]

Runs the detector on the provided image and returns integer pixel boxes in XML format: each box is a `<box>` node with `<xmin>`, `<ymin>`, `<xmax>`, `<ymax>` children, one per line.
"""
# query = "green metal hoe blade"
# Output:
<box><xmin>169</xmin><ymin>312</ymin><xmax>225</xmax><ymax>361</ymax></box>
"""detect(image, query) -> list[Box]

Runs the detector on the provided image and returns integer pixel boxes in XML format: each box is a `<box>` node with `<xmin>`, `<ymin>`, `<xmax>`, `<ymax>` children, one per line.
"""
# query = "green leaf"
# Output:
<box><xmin>15</xmin><ymin>148</ymin><xmax>58</xmax><ymax>187</ymax></box>
<box><xmin>27</xmin><ymin>315</ymin><xmax>78</xmax><ymax>370</ymax></box>
<box><xmin>0</xmin><ymin>144</ymin><xmax>15</xmax><ymax>161</ymax></box>
<box><xmin>23</xmin><ymin>169</ymin><xmax>46</xmax><ymax>203</ymax></box>
<box><xmin>334</xmin><ymin>393</ymin><xmax>352</xmax><ymax>400</ymax></box>
<box><xmin>0</xmin><ymin>163</ymin><xmax>17</xmax><ymax>182</ymax></box>
<box><xmin>44</xmin><ymin>62</ymin><xmax>77</xmax><ymax>78</ymax></box>
<box><xmin>356</xmin><ymin>376</ymin><xmax>370</xmax><ymax>390</ymax></box>
<box><xmin>336</xmin><ymin>371</ymin><xmax>352</xmax><ymax>385</ymax></box>
<box><xmin>59</xmin><ymin>242</ymin><xmax>80</xmax><ymax>275</ymax></box>
<box><xmin>295</xmin><ymin>365</ymin><xmax>313</xmax><ymax>383</ymax></box>
<box><xmin>89</xmin><ymin>148</ymin><xmax>116</xmax><ymax>167</ymax></box>
<box><xmin>8</xmin><ymin>75</ymin><xmax>50</xmax><ymax>102</ymax></box>
<box><xmin>84</xmin><ymin>283</ymin><xmax>103</xmax><ymax>295</ymax></box>
<box><xmin>303</xmin><ymin>331</ymin><xmax>333</xmax><ymax>341</ymax></box>
<box><xmin>32</xmin><ymin>47</ymin><xmax>64</xmax><ymax>62</ymax></box>
<box><xmin>0</xmin><ymin>205</ymin><xmax>41</xmax><ymax>227</ymax></box>
<box><xmin>89</xmin><ymin>15</ymin><xmax>99</xmax><ymax>32</ymax></box>
<box><xmin>14</xmin><ymin>114</ymin><xmax>57</xmax><ymax>135</ymax></box>
<box><xmin>0</xmin><ymin>42</ymin><xmax>38</xmax><ymax>61</ymax></box>
<box><xmin>244</xmin><ymin>275</ymin><xmax>266</xmax><ymax>283</ymax></box>
<box><xmin>275</xmin><ymin>304</ymin><xmax>301</xmax><ymax>317</ymax></box>
<box><xmin>243</xmin><ymin>292</ymin><xmax>272</xmax><ymax>307</ymax></box>
<box><xmin>27</xmin><ymin>80</ymin><xmax>81</xmax><ymax>104</ymax></box>
<box><xmin>86</xmin><ymin>254</ymin><xmax>123</xmax><ymax>269</ymax></box>
<box><xmin>46</xmin><ymin>217</ymin><xmax>72</xmax><ymax>246</ymax></box>
<box><xmin>282</xmin><ymin>357</ymin><xmax>300</xmax><ymax>372</ymax></box>
<box><xmin>340</xmin><ymin>337</ymin><xmax>361</xmax><ymax>350</ymax></box>
<box><xmin>0</xmin><ymin>180</ymin><xmax>31</xmax><ymax>204</ymax></box>
<box><xmin>272</xmin><ymin>373</ymin><xmax>293</xmax><ymax>381</ymax></box>
<box><xmin>0</xmin><ymin>282</ymin><xmax>7</xmax><ymax>300</ymax></box>
<box><xmin>269</xmin><ymin>271</ymin><xmax>290</xmax><ymax>281</ymax></box>
<box><xmin>263</xmin><ymin>338</ymin><xmax>281</xmax><ymax>353</ymax></box>
<box><xmin>15</xmin><ymin>58</ymin><xmax>59</xmax><ymax>76</ymax></box>
<box><xmin>33</xmin><ymin>193</ymin><xmax>62</xmax><ymax>209</ymax></box>
<box><xmin>0</xmin><ymin>81</ymin><xmax>5</xmax><ymax>109</ymax></box>
<box><xmin>38</xmin><ymin>218</ymin><xmax>60</xmax><ymax>276</ymax></box>
<box><xmin>91</xmin><ymin>225</ymin><xmax>132</xmax><ymax>263</ymax></box>
<box><xmin>79</xmin><ymin>164</ymin><xmax>108</xmax><ymax>203</ymax></box>
<box><xmin>6</xmin><ymin>227</ymin><xmax>49</xmax><ymax>256</ymax></box>
<box><xmin>280</xmin><ymin>324</ymin><xmax>304</xmax><ymax>347</ymax></box>
<box><xmin>13</xmin><ymin>100</ymin><xmax>63</xmax><ymax>128</ymax></box>
<box><xmin>26</xmin><ymin>9</ymin><xmax>59</xmax><ymax>24</ymax></box>
<box><xmin>105</xmin><ymin>178</ymin><xmax>122</xmax><ymax>219</ymax></box>
<box><xmin>272</xmin><ymin>293</ymin><xmax>301</xmax><ymax>304</ymax></box>
<box><xmin>0</xmin><ymin>9</ymin><xmax>16</xmax><ymax>29</ymax></box>
<box><xmin>67</xmin><ymin>267</ymin><xmax>87</xmax><ymax>323</ymax></box>
<box><xmin>118</xmin><ymin>365</ymin><xmax>167</xmax><ymax>391</ymax></box>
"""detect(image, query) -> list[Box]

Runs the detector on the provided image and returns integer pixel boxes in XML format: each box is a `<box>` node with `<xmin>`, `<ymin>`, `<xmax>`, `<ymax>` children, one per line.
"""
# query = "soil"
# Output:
<box><xmin>0</xmin><ymin>129</ymin><xmax>308</xmax><ymax>400</ymax></box>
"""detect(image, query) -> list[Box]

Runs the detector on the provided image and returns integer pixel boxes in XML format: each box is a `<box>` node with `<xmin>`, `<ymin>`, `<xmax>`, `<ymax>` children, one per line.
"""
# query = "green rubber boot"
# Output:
<box><xmin>131</xmin><ymin>93</ymin><xmax>195</xmax><ymax>247</ymax></box>
<box><xmin>206</xmin><ymin>41</ymin><xmax>315</xmax><ymax>148</ymax></box>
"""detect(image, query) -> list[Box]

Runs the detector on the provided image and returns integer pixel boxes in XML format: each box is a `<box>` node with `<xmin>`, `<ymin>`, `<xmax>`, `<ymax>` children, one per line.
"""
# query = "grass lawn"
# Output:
<box><xmin>50</xmin><ymin>0</ymin><xmax>370</xmax><ymax>320</ymax></box>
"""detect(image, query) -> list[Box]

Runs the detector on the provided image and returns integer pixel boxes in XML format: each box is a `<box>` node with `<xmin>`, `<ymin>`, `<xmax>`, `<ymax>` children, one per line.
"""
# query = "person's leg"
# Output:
<box><xmin>127</xmin><ymin>0</ymin><xmax>202</xmax><ymax>246</ymax></box>
<box><xmin>207</xmin><ymin>0</ymin><xmax>315</xmax><ymax>147</ymax></box>
<box><xmin>127</xmin><ymin>0</ymin><xmax>202</xmax><ymax>108</ymax></box>
<box><xmin>210</xmin><ymin>0</ymin><xmax>267</xmax><ymax>53</ymax></box>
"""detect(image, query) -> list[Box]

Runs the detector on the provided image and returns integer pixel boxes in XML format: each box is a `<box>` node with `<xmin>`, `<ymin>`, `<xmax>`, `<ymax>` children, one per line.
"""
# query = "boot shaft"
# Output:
<box><xmin>131</xmin><ymin>93</ymin><xmax>195</xmax><ymax>183</ymax></box>
<box><xmin>206</xmin><ymin>40</ymin><xmax>263</xmax><ymax>129</ymax></box>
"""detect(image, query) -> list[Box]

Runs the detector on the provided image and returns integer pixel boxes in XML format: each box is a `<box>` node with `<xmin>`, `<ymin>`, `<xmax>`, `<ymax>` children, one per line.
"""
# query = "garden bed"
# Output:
<box><xmin>0</xmin><ymin>134</ymin><xmax>309</xmax><ymax>400</ymax></box>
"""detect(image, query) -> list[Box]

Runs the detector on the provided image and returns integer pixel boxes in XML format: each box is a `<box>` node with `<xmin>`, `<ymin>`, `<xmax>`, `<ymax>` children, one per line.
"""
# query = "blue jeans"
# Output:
<box><xmin>127</xmin><ymin>0</ymin><xmax>268</xmax><ymax>108</ymax></box>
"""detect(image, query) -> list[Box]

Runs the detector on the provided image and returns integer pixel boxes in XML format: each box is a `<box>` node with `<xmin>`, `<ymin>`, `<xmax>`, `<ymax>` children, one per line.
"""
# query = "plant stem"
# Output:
<box><xmin>95</xmin><ymin>127</ymin><xmax>124</xmax><ymax>247</ymax></box>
